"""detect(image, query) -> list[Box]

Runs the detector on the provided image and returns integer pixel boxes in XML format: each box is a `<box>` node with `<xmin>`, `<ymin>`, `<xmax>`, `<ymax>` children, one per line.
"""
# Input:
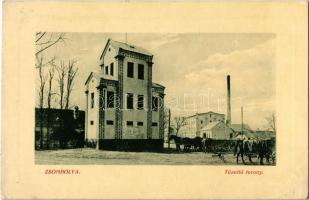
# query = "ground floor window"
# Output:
<box><xmin>106</xmin><ymin>120</ymin><xmax>114</xmax><ymax>125</ymax></box>
<box><xmin>126</xmin><ymin>121</ymin><xmax>133</xmax><ymax>126</ymax></box>
<box><xmin>137</xmin><ymin>95</ymin><xmax>144</xmax><ymax>110</ymax></box>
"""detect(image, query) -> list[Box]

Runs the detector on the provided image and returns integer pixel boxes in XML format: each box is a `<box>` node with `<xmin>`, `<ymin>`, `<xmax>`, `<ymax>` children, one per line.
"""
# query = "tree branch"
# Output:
<box><xmin>35</xmin><ymin>33</ymin><xmax>66</xmax><ymax>56</ymax></box>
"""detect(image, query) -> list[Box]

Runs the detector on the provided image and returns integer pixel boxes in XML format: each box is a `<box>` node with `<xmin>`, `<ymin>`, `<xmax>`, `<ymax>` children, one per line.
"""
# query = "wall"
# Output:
<box><xmin>121</xmin><ymin>56</ymin><xmax>149</xmax><ymax>139</ymax></box>
<box><xmin>196</xmin><ymin>113</ymin><xmax>225</xmax><ymax>136</ymax></box>
<box><xmin>86</xmin><ymin>77</ymin><xmax>100</xmax><ymax>140</ymax></box>
<box><xmin>212</xmin><ymin>126</ymin><xmax>233</xmax><ymax>140</ymax></box>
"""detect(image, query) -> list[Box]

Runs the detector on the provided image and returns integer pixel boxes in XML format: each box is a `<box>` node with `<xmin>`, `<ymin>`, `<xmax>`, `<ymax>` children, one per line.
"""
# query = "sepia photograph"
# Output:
<box><xmin>3</xmin><ymin>2</ymin><xmax>308</xmax><ymax>199</ymax></box>
<box><xmin>35</xmin><ymin>33</ymin><xmax>276</xmax><ymax>165</ymax></box>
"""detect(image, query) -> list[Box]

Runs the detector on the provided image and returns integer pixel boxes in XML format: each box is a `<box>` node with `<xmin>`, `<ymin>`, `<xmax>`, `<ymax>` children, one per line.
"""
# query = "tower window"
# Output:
<box><xmin>110</xmin><ymin>63</ymin><xmax>114</xmax><ymax>76</ymax></box>
<box><xmin>91</xmin><ymin>92</ymin><xmax>94</xmax><ymax>108</ymax></box>
<box><xmin>137</xmin><ymin>122</ymin><xmax>144</xmax><ymax>126</ymax></box>
<box><xmin>126</xmin><ymin>93</ymin><xmax>133</xmax><ymax>109</ymax></box>
<box><xmin>105</xmin><ymin>66</ymin><xmax>109</xmax><ymax>75</ymax></box>
<box><xmin>127</xmin><ymin>62</ymin><xmax>134</xmax><ymax>78</ymax></box>
<box><xmin>138</xmin><ymin>64</ymin><xmax>144</xmax><ymax>80</ymax></box>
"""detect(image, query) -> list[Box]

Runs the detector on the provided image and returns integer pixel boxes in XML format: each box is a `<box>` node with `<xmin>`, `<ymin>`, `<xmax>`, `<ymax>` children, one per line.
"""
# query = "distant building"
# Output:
<box><xmin>200</xmin><ymin>121</ymin><xmax>235</xmax><ymax>140</ymax></box>
<box><xmin>253</xmin><ymin>130</ymin><xmax>275</xmax><ymax>140</ymax></box>
<box><xmin>229</xmin><ymin>124</ymin><xmax>253</xmax><ymax>133</ymax></box>
<box><xmin>179</xmin><ymin>111</ymin><xmax>225</xmax><ymax>138</ymax></box>
<box><xmin>84</xmin><ymin>39</ymin><xmax>165</xmax><ymax>151</ymax></box>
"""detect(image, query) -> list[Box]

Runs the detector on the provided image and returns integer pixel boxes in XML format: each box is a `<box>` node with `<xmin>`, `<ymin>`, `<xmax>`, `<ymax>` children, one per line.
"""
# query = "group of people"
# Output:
<box><xmin>232</xmin><ymin>132</ymin><xmax>275</xmax><ymax>165</ymax></box>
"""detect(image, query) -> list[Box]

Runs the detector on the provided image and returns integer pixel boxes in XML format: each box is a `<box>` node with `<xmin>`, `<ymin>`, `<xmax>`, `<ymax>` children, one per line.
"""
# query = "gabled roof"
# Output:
<box><xmin>201</xmin><ymin>121</ymin><xmax>230</xmax><ymax>131</ymax></box>
<box><xmin>152</xmin><ymin>82</ymin><xmax>165</xmax><ymax>89</ymax></box>
<box><xmin>201</xmin><ymin>121</ymin><xmax>221</xmax><ymax>131</ymax></box>
<box><xmin>100</xmin><ymin>38</ymin><xmax>153</xmax><ymax>59</ymax></box>
<box><xmin>85</xmin><ymin>71</ymin><xmax>104</xmax><ymax>85</ymax></box>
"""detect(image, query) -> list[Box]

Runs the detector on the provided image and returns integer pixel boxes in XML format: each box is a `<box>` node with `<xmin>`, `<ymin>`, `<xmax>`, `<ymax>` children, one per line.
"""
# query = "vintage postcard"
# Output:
<box><xmin>2</xmin><ymin>1</ymin><xmax>308</xmax><ymax>199</ymax></box>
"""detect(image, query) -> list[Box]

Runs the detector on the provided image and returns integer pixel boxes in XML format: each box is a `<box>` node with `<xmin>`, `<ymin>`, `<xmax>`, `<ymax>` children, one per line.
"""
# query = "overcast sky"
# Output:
<box><xmin>40</xmin><ymin>33</ymin><xmax>276</xmax><ymax>130</ymax></box>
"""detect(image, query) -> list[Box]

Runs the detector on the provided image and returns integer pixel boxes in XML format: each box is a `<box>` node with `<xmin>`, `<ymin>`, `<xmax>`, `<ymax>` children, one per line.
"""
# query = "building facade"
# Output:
<box><xmin>200</xmin><ymin>121</ymin><xmax>234</xmax><ymax>140</ymax></box>
<box><xmin>85</xmin><ymin>39</ymin><xmax>165</xmax><ymax>151</ymax></box>
<box><xmin>179</xmin><ymin>111</ymin><xmax>225</xmax><ymax>138</ymax></box>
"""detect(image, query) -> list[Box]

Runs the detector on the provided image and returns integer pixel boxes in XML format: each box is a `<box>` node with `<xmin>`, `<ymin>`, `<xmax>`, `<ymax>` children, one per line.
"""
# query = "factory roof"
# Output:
<box><xmin>254</xmin><ymin>130</ymin><xmax>276</xmax><ymax>140</ymax></box>
<box><xmin>186</xmin><ymin>111</ymin><xmax>224</xmax><ymax>119</ymax></box>
<box><xmin>229</xmin><ymin>124</ymin><xmax>253</xmax><ymax>132</ymax></box>
<box><xmin>100</xmin><ymin>38</ymin><xmax>153</xmax><ymax>59</ymax></box>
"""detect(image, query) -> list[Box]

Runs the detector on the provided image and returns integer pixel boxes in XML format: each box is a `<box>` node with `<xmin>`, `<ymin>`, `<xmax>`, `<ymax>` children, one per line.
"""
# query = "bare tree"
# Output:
<box><xmin>265</xmin><ymin>113</ymin><xmax>276</xmax><ymax>133</ymax></box>
<box><xmin>36</xmin><ymin>56</ymin><xmax>47</xmax><ymax>149</ymax></box>
<box><xmin>173</xmin><ymin>116</ymin><xmax>187</xmax><ymax>136</ymax></box>
<box><xmin>56</xmin><ymin>61</ymin><xmax>67</xmax><ymax>109</ymax></box>
<box><xmin>46</xmin><ymin>65</ymin><xmax>56</xmax><ymax>149</ymax></box>
<box><xmin>35</xmin><ymin>32</ymin><xmax>67</xmax><ymax>149</ymax></box>
<box><xmin>47</xmin><ymin>63</ymin><xmax>56</xmax><ymax>109</ymax></box>
<box><xmin>36</xmin><ymin>32</ymin><xmax>66</xmax><ymax>56</ymax></box>
<box><xmin>65</xmin><ymin>60</ymin><xmax>78</xmax><ymax>109</ymax></box>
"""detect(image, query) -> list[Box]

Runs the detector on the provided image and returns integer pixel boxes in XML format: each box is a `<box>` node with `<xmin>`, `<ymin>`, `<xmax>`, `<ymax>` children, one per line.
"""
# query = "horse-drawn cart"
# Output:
<box><xmin>168</xmin><ymin>134</ymin><xmax>275</xmax><ymax>165</ymax></box>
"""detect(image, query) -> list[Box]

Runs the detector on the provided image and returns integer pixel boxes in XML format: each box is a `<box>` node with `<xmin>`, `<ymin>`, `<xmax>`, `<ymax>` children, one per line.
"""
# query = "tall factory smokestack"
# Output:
<box><xmin>226</xmin><ymin>75</ymin><xmax>231</xmax><ymax>125</ymax></box>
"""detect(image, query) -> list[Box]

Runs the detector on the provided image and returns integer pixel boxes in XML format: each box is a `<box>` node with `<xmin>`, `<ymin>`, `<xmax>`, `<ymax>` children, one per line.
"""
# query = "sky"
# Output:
<box><xmin>38</xmin><ymin>33</ymin><xmax>276</xmax><ymax>130</ymax></box>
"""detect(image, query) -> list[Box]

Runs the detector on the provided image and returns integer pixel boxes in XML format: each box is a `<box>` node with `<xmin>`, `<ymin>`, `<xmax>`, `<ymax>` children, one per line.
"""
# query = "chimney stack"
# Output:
<box><xmin>226</xmin><ymin>75</ymin><xmax>231</xmax><ymax>125</ymax></box>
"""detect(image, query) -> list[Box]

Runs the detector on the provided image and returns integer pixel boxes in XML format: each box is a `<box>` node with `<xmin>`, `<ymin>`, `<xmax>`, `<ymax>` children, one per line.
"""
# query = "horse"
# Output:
<box><xmin>234</xmin><ymin>140</ymin><xmax>254</xmax><ymax>164</ymax></box>
<box><xmin>192</xmin><ymin>136</ymin><xmax>203</xmax><ymax>151</ymax></box>
<box><xmin>169</xmin><ymin>135</ymin><xmax>182</xmax><ymax>151</ymax></box>
<box><xmin>182</xmin><ymin>137</ymin><xmax>193</xmax><ymax>151</ymax></box>
<box><xmin>201</xmin><ymin>137</ymin><xmax>214</xmax><ymax>153</ymax></box>
<box><xmin>169</xmin><ymin>135</ymin><xmax>203</xmax><ymax>152</ymax></box>
<box><xmin>181</xmin><ymin>137</ymin><xmax>203</xmax><ymax>152</ymax></box>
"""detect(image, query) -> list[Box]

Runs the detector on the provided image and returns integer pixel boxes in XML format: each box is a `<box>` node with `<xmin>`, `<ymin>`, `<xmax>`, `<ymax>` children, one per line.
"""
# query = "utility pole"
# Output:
<box><xmin>168</xmin><ymin>109</ymin><xmax>171</xmax><ymax>148</ymax></box>
<box><xmin>241</xmin><ymin>106</ymin><xmax>244</xmax><ymax>134</ymax></box>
